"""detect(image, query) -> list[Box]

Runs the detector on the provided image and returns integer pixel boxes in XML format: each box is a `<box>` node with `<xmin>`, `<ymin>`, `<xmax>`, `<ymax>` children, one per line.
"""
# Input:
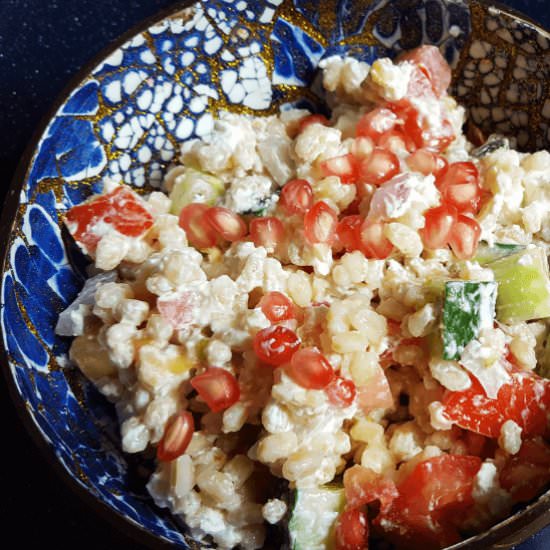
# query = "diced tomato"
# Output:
<box><xmin>298</xmin><ymin>113</ymin><xmax>329</xmax><ymax>133</ymax></box>
<box><xmin>287</xmin><ymin>347</ymin><xmax>334</xmax><ymax>390</ymax></box>
<box><xmin>304</xmin><ymin>201</ymin><xmax>338</xmax><ymax>245</ymax></box>
<box><xmin>65</xmin><ymin>186</ymin><xmax>153</xmax><ymax>252</ymax></box>
<box><xmin>179</xmin><ymin>203</ymin><xmax>218</xmax><ymax>248</ymax></box>
<box><xmin>376</xmin><ymin>455</ymin><xmax>481</xmax><ymax>550</ymax></box>
<box><xmin>320</xmin><ymin>153</ymin><xmax>358</xmax><ymax>184</ymax></box>
<box><xmin>279</xmin><ymin>179</ymin><xmax>313</xmax><ymax>215</ymax></box>
<box><xmin>326</xmin><ymin>376</ymin><xmax>356</xmax><ymax>407</ymax></box>
<box><xmin>420</xmin><ymin>204</ymin><xmax>457</xmax><ymax>250</ymax></box>
<box><xmin>358</xmin><ymin>219</ymin><xmax>393</xmax><ymax>259</ymax></box>
<box><xmin>336</xmin><ymin>215</ymin><xmax>362</xmax><ymax>252</ymax></box>
<box><xmin>357</xmin><ymin>148</ymin><xmax>400</xmax><ymax>186</ymax></box>
<box><xmin>335</xmin><ymin>508</ymin><xmax>369</xmax><ymax>550</ymax></box>
<box><xmin>190</xmin><ymin>367</ymin><xmax>240</xmax><ymax>413</ymax></box>
<box><xmin>406</xmin><ymin>149</ymin><xmax>448</xmax><ymax>176</ymax></box>
<box><xmin>448</xmin><ymin>214</ymin><xmax>481</xmax><ymax>260</ymax></box>
<box><xmin>157</xmin><ymin>411</ymin><xmax>194</xmax><ymax>462</ymax></box>
<box><xmin>204</xmin><ymin>206</ymin><xmax>247</xmax><ymax>242</ymax></box>
<box><xmin>398</xmin><ymin>455</ymin><xmax>482</xmax><ymax>515</ymax></box>
<box><xmin>500</xmin><ymin>438</ymin><xmax>550</xmax><ymax>502</ymax></box>
<box><xmin>253</xmin><ymin>325</ymin><xmax>301</xmax><ymax>367</ymax></box>
<box><xmin>356</xmin><ymin>107</ymin><xmax>400</xmax><ymax>142</ymax></box>
<box><xmin>399</xmin><ymin>45</ymin><xmax>452</xmax><ymax>97</ymax></box>
<box><xmin>157</xmin><ymin>291</ymin><xmax>197</xmax><ymax>329</ymax></box>
<box><xmin>436</xmin><ymin>162</ymin><xmax>481</xmax><ymax>213</ymax></box>
<box><xmin>442</xmin><ymin>372</ymin><xmax>550</xmax><ymax>438</ymax></box>
<box><xmin>343</xmin><ymin>465</ymin><xmax>398</xmax><ymax>513</ymax></box>
<box><xmin>249</xmin><ymin>217</ymin><xmax>284</xmax><ymax>250</ymax></box>
<box><xmin>259</xmin><ymin>291</ymin><xmax>295</xmax><ymax>323</ymax></box>
<box><xmin>356</xmin><ymin>364</ymin><xmax>394</xmax><ymax>413</ymax></box>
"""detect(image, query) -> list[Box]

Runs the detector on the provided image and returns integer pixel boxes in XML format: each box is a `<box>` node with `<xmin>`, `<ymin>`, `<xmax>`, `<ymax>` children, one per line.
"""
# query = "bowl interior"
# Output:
<box><xmin>1</xmin><ymin>0</ymin><xmax>550</xmax><ymax>548</ymax></box>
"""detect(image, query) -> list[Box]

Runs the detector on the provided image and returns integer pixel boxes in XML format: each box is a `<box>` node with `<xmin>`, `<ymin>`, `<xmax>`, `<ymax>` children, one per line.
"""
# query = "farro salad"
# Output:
<box><xmin>56</xmin><ymin>46</ymin><xmax>550</xmax><ymax>550</ymax></box>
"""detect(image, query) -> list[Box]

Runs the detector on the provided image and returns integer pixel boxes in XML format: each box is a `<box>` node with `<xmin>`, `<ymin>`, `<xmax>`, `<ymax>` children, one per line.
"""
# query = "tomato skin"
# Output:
<box><xmin>442</xmin><ymin>372</ymin><xmax>550</xmax><ymax>438</ymax></box>
<box><xmin>344</xmin><ymin>465</ymin><xmax>398</xmax><ymax>513</ymax></box>
<box><xmin>253</xmin><ymin>325</ymin><xmax>301</xmax><ymax>366</ymax></box>
<box><xmin>204</xmin><ymin>206</ymin><xmax>247</xmax><ymax>242</ymax></box>
<box><xmin>298</xmin><ymin>113</ymin><xmax>329</xmax><ymax>133</ymax></box>
<box><xmin>179</xmin><ymin>203</ymin><xmax>218</xmax><ymax>248</ymax></box>
<box><xmin>304</xmin><ymin>201</ymin><xmax>338</xmax><ymax>245</ymax></box>
<box><xmin>279</xmin><ymin>179</ymin><xmax>313</xmax><ymax>215</ymax></box>
<box><xmin>448</xmin><ymin>214</ymin><xmax>481</xmax><ymax>260</ymax></box>
<box><xmin>157</xmin><ymin>411</ymin><xmax>195</xmax><ymax>462</ymax></box>
<box><xmin>500</xmin><ymin>438</ymin><xmax>550</xmax><ymax>502</ymax></box>
<box><xmin>66</xmin><ymin>186</ymin><xmax>153</xmax><ymax>252</ymax></box>
<box><xmin>259</xmin><ymin>291</ymin><xmax>295</xmax><ymax>323</ymax></box>
<box><xmin>326</xmin><ymin>376</ymin><xmax>357</xmax><ymax>407</ymax></box>
<box><xmin>399</xmin><ymin>45</ymin><xmax>452</xmax><ymax>97</ymax></box>
<box><xmin>336</xmin><ymin>215</ymin><xmax>362</xmax><ymax>252</ymax></box>
<box><xmin>357</xmin><ymin>148</ymin><xmax>400</xmax><ymax>186</ymax></box>
<box><xmin>249</xmin><ymin>217</ymin><xmax>284</xmax><ymax>250</ymax></box>
<box><xmin>358</xmin><ymin>219</ymin><xmax>393</xmax><ymax>259</ymax></box>
<box><xmin>288</xmin><ymin>347</ymin><xmax>334</xmax><ymax>390</ymax></box>
<box><xmin>420</xmin><ymin>203</ymin><xmax>458</xmax><ymax>250</ymax></box>
<box><xmin>334</xmin><ymin>508</ymin><xmax>369</xmax><ymax>550</ymax></box>
<box><xmin>190</xmin><ymin>367</ymin><xmax>240</xmax><ymax>413</ymax></box>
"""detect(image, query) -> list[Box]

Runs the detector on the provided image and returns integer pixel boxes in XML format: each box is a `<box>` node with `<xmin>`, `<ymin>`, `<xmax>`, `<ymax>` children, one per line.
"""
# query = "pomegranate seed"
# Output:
<box><xmin>326</xmin><ymin>376</ymin><xmax>357</xmax><ymax>407</ymax></box>
<box><xmin>335</xmin><ymin>508</ymin><xmax>369</xmax><ymax>550</ymax></box>
<box><xmin>378</xmin><ymin>128</ymin><xmax>414</xmax><ymax>154</ymax></box>
<box><xmin>437</xmin><ymin>162</ymin><xmax>481</xmax><ymax>213</ymax></box>
<box><xmin>403</xmin><ymin>108</ymin><xmax>455</xmax><ymax>152</ymax></box>
<box><xmin>205</xmin><ymin>206</ymin><xmax>247</xmax><ymax>242</ymax></box>
<box><xmin>320</xmin><ymin>153</ymin><xmax>357</xmax><ymax>184</ymax></box>
<box><xmin>358</xmin><ymin>219</ymin><xmax>393</xmax><ymax>259</ymax></box>
<box><xmin>357</xmin><ymin>148</ymin><xmax>400</xmax><ymax>185</ymax></box>
<box><xmin>356</xmin><ymin>107</ymin><xmax>399</xmax><ymax>141</ymax></box>
<box><xmin>279</xmin><ymin>179</ymin><xmax>313</xmax><ymax>215</ymax></box>
<box><xmin>190</xmin><ymin>367</ymin><xmax>240</xmax><ymax>413</ymax></box>
<box><xmin>448</xmin><ymin>214</ymin><xmax>481</xmax><ymax>260</ymax></box>
<box><xmin>157</xmin><ymin>411</ymin><xmax>194</xmax><ymax>462</ymax></box>
<box><xmin>406</xmin><ymin>148</ymin><xmax>448</xmax><ymax>176</ymax></box>
<box><xmin>336</xmin><ymin>215</ymin><xmax>362</xmax><ymax>252</ymax></box>
<box><xmin>298</xmin><ymin>114</ymin><xmax>329</xmax><ymax>133</ymax></box>
<box><xmin>350</xmin><ymin>136</ymin><xmax>375</xmax><ymax>159</ymax></box>
<box><xmin>260</xmin><ymin>291</ymin><xmax>295</xmax><ymax>323</ymax></box>
<box><xmin>420</xmin><ymin>203</ymin><xmax>458</xmax><ymax>250</ymax></box>
<box><xmin>253</xmin><ymin>325</ymin><xmax>301</xmax><ymax>366</ymax></box>
<box><xmin>288</xmin><ymin>347</ymin><xmax>334</xmax><ymax>390</ymax></box>
<box><xmin>179</xmin><ymin>203</ymin><xmax>218</xmax><ymax>248</ymax></box>
<box><xmin>398</xmin><ymin>45</ymin><xmax>452</xmax><ymax>98</ymax></box>
<box><xmin>249</xmin><ymin>217</ymin><xmax>284</xmax><ymax>250</ymax></box>
<box><xmin>304</xmin><ymin>201</ymin><xmax>338</xmax><ymax>245</ymax></box>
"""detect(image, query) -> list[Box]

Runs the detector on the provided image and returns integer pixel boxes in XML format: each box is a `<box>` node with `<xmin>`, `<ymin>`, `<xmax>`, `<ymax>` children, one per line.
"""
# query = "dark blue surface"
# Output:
<box><xmin>0</xmin><ymin>1</ymin><xmax>549</xmax><ymax>549</ymax></box>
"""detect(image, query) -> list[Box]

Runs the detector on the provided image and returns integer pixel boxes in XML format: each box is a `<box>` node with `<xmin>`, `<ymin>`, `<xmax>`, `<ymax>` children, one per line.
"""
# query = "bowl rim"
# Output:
<box><xmin>0</xmin><ymin>1</ymin><xmax>549</xmax><ymax>549</ymax></box>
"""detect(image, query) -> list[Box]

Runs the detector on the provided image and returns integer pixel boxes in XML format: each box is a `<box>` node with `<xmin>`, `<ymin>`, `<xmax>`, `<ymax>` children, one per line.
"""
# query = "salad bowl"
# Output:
<box><xmin>1</xmin><ymin>0</ymin><xmax>549</xmax><ymax>548</ymax></box>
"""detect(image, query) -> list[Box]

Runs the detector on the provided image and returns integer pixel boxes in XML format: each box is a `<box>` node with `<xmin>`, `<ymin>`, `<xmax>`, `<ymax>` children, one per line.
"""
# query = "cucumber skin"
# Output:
<box><xmin>442</xmin><ymin>281</ymin><xmax>497</xmax><ymax>360</ymax></box>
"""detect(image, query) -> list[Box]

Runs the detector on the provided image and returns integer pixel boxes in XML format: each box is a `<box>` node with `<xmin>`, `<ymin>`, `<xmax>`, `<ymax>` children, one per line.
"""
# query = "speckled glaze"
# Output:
<box><xmin>1</xmin><ymin>1</ymin><xmax>549</xmax><ymax>548</ymax></box>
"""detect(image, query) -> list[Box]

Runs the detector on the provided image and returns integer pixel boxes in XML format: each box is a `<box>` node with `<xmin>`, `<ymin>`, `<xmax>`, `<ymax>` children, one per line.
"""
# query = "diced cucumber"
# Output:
<box><xmin>169</xmin><ymin>168</ymin><xmax>224</xmax><ymax>215</ymax></box>
<box><xmin>442</xmin><ymin>281</ymin><xmax>497</xmax><ymax>360</ymax></box>
<box><xmin>488</xmin><ymin>246</ymin><xmax>550</xmax><ymax>323</ymax></box>
<box><xmin>475</xmin><ymin>242</ymin><xmax>525</xmax><ymax>266</ymax></box>
<box><xmin>288</xmin><ymin>485</ymin><xmax>345</xmax><ymax>550</ymax></box>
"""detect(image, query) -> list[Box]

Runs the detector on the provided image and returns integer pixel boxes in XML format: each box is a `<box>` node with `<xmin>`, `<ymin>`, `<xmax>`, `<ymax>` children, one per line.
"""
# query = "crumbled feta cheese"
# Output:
<box><xmin>262</xmin><ymin>499</ymin><xmax>287</xmax><ymax>525</ymax></box>
<box><xmin>498</xmin><ymin>420</ymin><xmax>522</xmax><ymax>455</ymax></box>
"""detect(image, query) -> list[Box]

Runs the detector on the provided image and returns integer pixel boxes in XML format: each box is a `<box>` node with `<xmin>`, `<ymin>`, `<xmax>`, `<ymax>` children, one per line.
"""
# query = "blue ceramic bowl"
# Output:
<box><xmin>1</xmin><ymin>1</ymin><xmax>549</xmax><ymax>548</ymax></box>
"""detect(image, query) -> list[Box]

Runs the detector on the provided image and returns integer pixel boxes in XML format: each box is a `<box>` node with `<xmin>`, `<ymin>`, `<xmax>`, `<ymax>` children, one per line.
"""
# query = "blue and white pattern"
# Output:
<box><xmin>1</xmin><ymin>0</ymin><xmax>549</xmax><ymax>547</ymax></box>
